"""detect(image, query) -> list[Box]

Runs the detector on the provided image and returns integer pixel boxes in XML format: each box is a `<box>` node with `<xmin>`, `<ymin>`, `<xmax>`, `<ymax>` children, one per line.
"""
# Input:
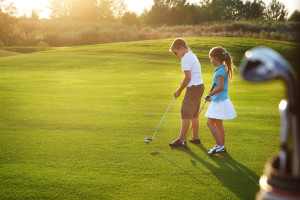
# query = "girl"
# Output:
<box><xmin>169</xmin><ymin>38</ymin><xmax>204</xmax><ymax>147</ymax></box>
<box><xmin>205</xmin><ymin>47</ymin><xmax>237</xmax><ymax>154</ymax></box>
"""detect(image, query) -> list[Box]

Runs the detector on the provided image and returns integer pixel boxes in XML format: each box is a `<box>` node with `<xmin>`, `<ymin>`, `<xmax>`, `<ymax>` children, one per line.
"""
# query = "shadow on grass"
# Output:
<box><xmin>151</xmin><ymin>144</ymin><xmax>260</xmax><ymax>199</ymax></box>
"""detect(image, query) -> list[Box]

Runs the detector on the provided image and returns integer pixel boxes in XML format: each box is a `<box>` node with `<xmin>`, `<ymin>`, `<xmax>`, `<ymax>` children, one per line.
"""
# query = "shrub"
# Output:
<box><xmin>37</xmin><ymin>41</ymin><xmax>49</xmax><ymax>51</ymax></box>
<box><xmin>0</xmin><ymin>40</ymin><xmax>4</xmax><ymax>48</ymax></box>
<box><xmin>43</xmin><ymin>31</ymin><xmax>59</xmax><ymax>46</ymax></box>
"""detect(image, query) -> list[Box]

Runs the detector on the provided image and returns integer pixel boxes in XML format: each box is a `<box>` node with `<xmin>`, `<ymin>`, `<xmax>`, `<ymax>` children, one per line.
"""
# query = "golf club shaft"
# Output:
<box><xmin>185</xmin><ymin>83</ymin><xmax>216</xmax><ymax>140</ymax></box>
<box><xmin>151</xmin><ymin>97</ymin><xmax>175</xmax><ymax>139</ymax></box>
<box><xmin>185</xmin><ymin>102</ymin><xmax>205</xmax><ymax>140</ymax></box>
<box><xmin>292</xmin><ymin>114</ymin><xmax>300</xmax><ymax>176</ymax></box>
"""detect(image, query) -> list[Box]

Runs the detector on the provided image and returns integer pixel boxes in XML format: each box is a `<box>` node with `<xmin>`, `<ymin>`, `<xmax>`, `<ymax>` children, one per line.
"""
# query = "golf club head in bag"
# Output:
<box><xmin>240</xmin><ymin>47</ymin><xmax>300</xmax><ymax>199</ymax></box>
<box><xmin>240</xmin><ymin>47</ymin><xmax>297</xmax><ymax>106</ymax></box>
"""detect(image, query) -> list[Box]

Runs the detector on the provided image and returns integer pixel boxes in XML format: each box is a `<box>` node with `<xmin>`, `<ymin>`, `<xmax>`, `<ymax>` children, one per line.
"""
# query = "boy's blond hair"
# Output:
<box><xmin>169</xmin><ymin>38</ymin><xmax>190</xmax><ymax>52</ymax></box>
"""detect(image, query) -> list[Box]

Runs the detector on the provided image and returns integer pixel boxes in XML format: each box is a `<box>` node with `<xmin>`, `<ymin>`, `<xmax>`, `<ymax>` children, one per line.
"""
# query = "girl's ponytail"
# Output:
<box><xmin>225</xmin><ymin>52</ymin><xmax>234</xmax><ymax>81</ymax></box>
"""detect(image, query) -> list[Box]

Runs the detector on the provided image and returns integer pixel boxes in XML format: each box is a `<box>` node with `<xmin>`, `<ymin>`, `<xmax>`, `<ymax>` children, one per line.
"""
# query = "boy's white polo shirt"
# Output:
<box><xmin>181</xmin><ymin>51</ymin><xmax>203</xmax><ymax>87</ymax></box>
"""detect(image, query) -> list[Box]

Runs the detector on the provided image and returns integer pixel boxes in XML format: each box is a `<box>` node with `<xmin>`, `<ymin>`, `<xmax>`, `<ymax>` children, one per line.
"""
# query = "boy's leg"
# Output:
<box><xmin>215</xmin><ymin>119</ymin><xmax>225</xmax><ymax>146</ymax></box>
<box><xmin>179</xmin><ymin>119</ymin><xmax>190</xmax><ymax>142</ymax></box>
<box><xmin>192</xmin><ymin>84</ymin><xmax>204</xmax><ymax>140</ymax></box>
<box><xmin>192</xmin><ymin>118</ymin><xmax>199</xmax><ymax>140</ymax></box>
<box><xmin>207</xmin><ymin>118</ymin><xmax>222</xmax><ymax>146</ymax></box>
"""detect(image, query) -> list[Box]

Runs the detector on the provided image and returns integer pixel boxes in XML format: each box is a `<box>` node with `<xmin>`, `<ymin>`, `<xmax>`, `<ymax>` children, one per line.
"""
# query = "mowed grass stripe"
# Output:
<box><xmin>0</xmin><ymin>37</ymin><xmax>293</xmax><ymax>199</ymax></box>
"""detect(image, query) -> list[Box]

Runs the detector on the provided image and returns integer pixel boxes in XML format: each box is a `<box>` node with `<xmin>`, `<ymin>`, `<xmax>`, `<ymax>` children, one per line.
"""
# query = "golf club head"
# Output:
<box><xmin>240</xmin><ymin>47</ymin><xmax>297</xmax><ymax>106</ymax></box>
<box><xmin>240</xmin><ymin>47</ymin><xmax>293</xmax><ymax>81</ymax></box>
<box><xmin>279</xmin><ymin>100</ymin><xmax>289</xmax><ymax>146</ymax></box>
<box><xmin>278</xmin><ymin>100</ymin><xmax>289</xmax><ymax>172</ymax></box>
<box><xmin>240</xmin><ymin>48</ymin><xmax>300</xmax><ymax>199</ymax></box>
<box><xmin>145</xmin><ymin>137</ymin><xmax>154</xmax><ymax>143</ymax></box>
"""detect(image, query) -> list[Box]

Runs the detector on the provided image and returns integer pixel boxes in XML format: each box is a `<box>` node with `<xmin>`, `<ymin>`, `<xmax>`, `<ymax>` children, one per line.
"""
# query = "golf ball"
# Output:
<box><xmin>145</xmin><ymin>139</ymin><xmax>149</xmax><ymax>143</ymax></box>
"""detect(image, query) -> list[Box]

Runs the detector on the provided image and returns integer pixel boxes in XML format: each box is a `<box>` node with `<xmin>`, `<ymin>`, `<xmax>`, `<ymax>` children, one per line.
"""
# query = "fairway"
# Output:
<box><xmin>0</xmin><ymin>37</ymin><xmax>297</xmax><ymax>199</ymax></box>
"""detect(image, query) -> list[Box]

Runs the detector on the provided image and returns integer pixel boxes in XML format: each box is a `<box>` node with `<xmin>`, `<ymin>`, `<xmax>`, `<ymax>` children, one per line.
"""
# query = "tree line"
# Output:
<box><xmin>49</xmin><ymin>0</ymin><xmax>298</xmax><ymax>24</ymax></box>
<box><xmin>0</xmin><ymin>0</ymin><xmax>299</xmax><ymax>47</ymax></box>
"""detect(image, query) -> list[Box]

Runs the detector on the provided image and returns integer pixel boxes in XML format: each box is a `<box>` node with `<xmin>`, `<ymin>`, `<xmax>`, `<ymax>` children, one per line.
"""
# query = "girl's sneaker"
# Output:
<box><xmin>210</xmin><ymin>144</ymin><xmax>218</xmax><ymax>150</ymax></box>
<box><xmin>208</xmin><ymin>145</ymin><xmax>226</xmax><ymax>154</ymax></box>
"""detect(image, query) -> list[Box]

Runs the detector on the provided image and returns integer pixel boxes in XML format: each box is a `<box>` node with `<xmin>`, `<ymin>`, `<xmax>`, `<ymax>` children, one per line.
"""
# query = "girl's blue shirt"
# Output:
<box><xmin>211</xmin><ymin>64</ymin><xmax>229</xmax><ymax>102</ymax></box>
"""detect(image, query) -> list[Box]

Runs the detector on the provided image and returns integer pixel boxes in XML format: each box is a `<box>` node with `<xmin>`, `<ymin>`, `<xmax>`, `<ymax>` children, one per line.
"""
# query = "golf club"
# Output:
<box><xmin>240</xmin><ymin>47</ymin><xmax>300</xmax><ymax>199</ymax></box>
<box><xmin>183</xmin><ymin>83</ymin><xmax>216</xmax><ymax>145</ymax></box>
<box><xmin>145</xmin><ymin>97</ymin><xmax>175</xmax><ymax>143</ymax></box>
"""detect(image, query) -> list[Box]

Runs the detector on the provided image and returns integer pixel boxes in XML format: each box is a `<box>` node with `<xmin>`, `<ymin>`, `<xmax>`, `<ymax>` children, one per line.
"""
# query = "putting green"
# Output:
<box><xmin>0</xmin><ymin>37</ymin><xmax>297</xmax><ymax>199</ymax></box>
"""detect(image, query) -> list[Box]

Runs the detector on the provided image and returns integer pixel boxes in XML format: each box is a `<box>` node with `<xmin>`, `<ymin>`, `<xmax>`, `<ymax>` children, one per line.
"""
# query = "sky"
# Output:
<box><xmin>6</xmin><ymin>0</ymin><xmax>300</xmax><ymax>19</ymax></box>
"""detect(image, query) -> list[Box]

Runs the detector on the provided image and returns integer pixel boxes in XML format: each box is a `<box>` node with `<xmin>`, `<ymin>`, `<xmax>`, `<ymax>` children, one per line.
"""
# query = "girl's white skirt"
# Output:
<box><xmin>205</xmin><ymin>98</ymin><xmax>237</xmax><ymax>120</ymax></box>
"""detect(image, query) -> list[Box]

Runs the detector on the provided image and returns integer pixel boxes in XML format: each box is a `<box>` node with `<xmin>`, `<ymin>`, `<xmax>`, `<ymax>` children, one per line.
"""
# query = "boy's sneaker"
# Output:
<box><xmin>188</xmin><ymin>139</ymin><xmax>201</xmax><ymax>144</ymax></box>
<box><xmin>210</xmin><ymin>144</ymin><xmax>218</xmax><ymax>150</ymax></box>
<box><xmin>169</xmin><ymin>139</ymin><xmax>183</xmax><ymax>147</ymax></box>
<box><xmin>208</xmin><ymin>145</ymin><xmax>226</xmax><ymax>154</ymax></box>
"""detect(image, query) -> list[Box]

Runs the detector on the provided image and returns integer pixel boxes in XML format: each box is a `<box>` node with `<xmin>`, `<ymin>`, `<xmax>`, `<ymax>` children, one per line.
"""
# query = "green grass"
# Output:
<box><xmin>0</xmin><ymin>37</ymin><xmax>297</xmax><ymax>199</ymax></box>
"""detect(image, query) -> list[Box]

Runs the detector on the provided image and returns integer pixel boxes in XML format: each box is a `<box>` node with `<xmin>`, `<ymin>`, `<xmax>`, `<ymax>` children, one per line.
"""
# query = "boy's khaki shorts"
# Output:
<box><xmin>181</xmin><ymin>84</ymin><xmax>204</xmax><ymax>119</ymax></box>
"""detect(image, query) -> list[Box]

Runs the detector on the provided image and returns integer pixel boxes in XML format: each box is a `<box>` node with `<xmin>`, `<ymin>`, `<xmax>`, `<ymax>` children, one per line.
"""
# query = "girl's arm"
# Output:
<box><xmin>209</xmin><ymin>76</ymin><xmax>224</xmax><ymax>96</ymax></box>
<box><xmin>174</xmin><ymin>70</ymin><xmax>191</xmax><ymax>98</ymax></box>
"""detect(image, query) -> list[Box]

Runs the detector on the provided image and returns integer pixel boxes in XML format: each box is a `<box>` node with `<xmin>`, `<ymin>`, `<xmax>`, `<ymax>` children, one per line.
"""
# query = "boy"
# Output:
<box><xmin>169</xmin><ymin>38</ymin><xmax>204</xmax><ymax>146</ymax></box>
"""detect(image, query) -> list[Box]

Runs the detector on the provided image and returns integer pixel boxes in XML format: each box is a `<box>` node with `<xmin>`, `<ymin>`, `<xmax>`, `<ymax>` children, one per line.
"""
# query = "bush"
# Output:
<box><xmin>3</xmin><ymin>19</ymin><xmax>300</xmax><ymax>47</ymax></box>
<box><xmin>0</xmin><ymin>40</ymin><xmax>4</xmax><ymax>48</ymax></box>
<box><xmin>37</xmin><ymin>41</ymin><xmax>49</xmax><ymax>51</ymax></box>
<box><xmin>3</xmin><ymin>47</ymin><xmax>38</xmax><ymax>53</ymax></box>
<box><xmin>59</xmin><ymin>31</ymin><xmax>81</xmax><ymax>46</ymax></box>
<box><xmin>43</xmin><ymin>31</ymin><xmax>59</xmax><ymax>46</ymax></box>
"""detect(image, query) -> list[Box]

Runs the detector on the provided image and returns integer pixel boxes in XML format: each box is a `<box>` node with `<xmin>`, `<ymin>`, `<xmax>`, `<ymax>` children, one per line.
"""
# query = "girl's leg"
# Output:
<box><xmin>207</xmin><ymin>118</ymin><xmax>222</xmax><ymax>146</ymax></box>
<box><xmin>192</xmin><ymin>118</ymin><xmax>199</xmax><ymax>140</ymax></box>
<box><xmin>179</xmin><ymin>119</ymin><xmax>190</xmax><ymax>142</ymax></box>
<box><xmin>215</xmin><ymin>119</ymin><xmax>225</xmax><ymax>146</ymax></box>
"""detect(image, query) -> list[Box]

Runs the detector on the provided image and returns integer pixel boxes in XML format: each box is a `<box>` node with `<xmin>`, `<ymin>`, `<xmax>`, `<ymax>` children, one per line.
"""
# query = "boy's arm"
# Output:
<box><xmin>174</xmin><ymin>70</ymin><xmax>191</xmax><ymax>98</ymax></box>
<box><xmin>209</xmin><ymin>76</ymin><xmax>224</xmax><ymax>96</ymax></box>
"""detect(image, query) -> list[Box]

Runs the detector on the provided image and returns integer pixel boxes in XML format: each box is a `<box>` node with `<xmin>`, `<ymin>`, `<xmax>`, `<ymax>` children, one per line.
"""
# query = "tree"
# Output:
<box><xmin>110</xmin><ymin>0</ymin><xmax>127</xmax><ymax>18</ymax></box>
<box><xmin>223</xmin><ymin>0</ymin><xmax>244</xmax><ymax>20</ymax></box>
<box><xmin>49</xmin><ymin>0</ymin><xmax>74</xmax><ymax>19</ymax></box>
<box><xmin>207</xmin><ymin>0</ymin><xmax>226</xmax><ymax>21</ymax></box>
<box><xmin>198</xmin><ymin>0</ymin><xmax>215</xmax><ymax>22</ymax></box>
<box><xmin>0</xmin><ymin>0</ymin><xmax>18</xmax><ymax>46</ymax></box>
<box><xmin>169</xmin><ymin>0</ymin><xmax>188</xmax><ymax>25</ymax></box>
<box><xmin>49</xmin><ymin>0</ymin><xmax>127</xmax><ymax>21</ymax></box>
<box><xmin>266</xmin><ymin>0</ymin><xmax>288</xmax><ymax>21</ymax></box>
<box><xmin>30</xmin><ymin>10</ymin><xmax>39</xmax><ymax>20</ymax></box>
<box><xmin>145</xmin><ymin>0</ymin><xmax>171</xmax><ymax>25</ymax></box>
<box><xmin>249</xmin><ymin>0</ymin><xmax>265</xmax><ymax>20</ymax></box>
<box><xmin>121</xmin><ymin>11</ymin><xmax>140</xmax><ymax>26</ymax></box>
<box><xmin>96</xmin><ymin>0</ymin><xmax>127</xmax><ymax>22</ymax></box>
<box><xmin>242</xmin><ymin>0</ymin><xmax>265</xmax><ymax>20</ymax></box>
<box><xmin>183</xmin><ymin>3</ymin><xmax>201</xmax><ymax>24</ymax></box>
<box><xmin>0</xmin><ymin>0</ymin><xmax>17</xmax><ymax>16</ymax></box>
<box><xmin>71</xmin><ymin>0</ymin><xmax>99</xmax><ymax>20</ymax></box>
<box><xmin>289</xmin><ymin>10</ymin><xmax>300</xmax><ymax>21</ymax></box>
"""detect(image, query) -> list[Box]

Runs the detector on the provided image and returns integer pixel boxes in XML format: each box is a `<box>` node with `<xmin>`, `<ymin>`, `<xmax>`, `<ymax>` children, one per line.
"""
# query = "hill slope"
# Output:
<box><xmin>0</xmin><ymin>37</ymin><xmax>297</xmax><ymax>199</ymax></box>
